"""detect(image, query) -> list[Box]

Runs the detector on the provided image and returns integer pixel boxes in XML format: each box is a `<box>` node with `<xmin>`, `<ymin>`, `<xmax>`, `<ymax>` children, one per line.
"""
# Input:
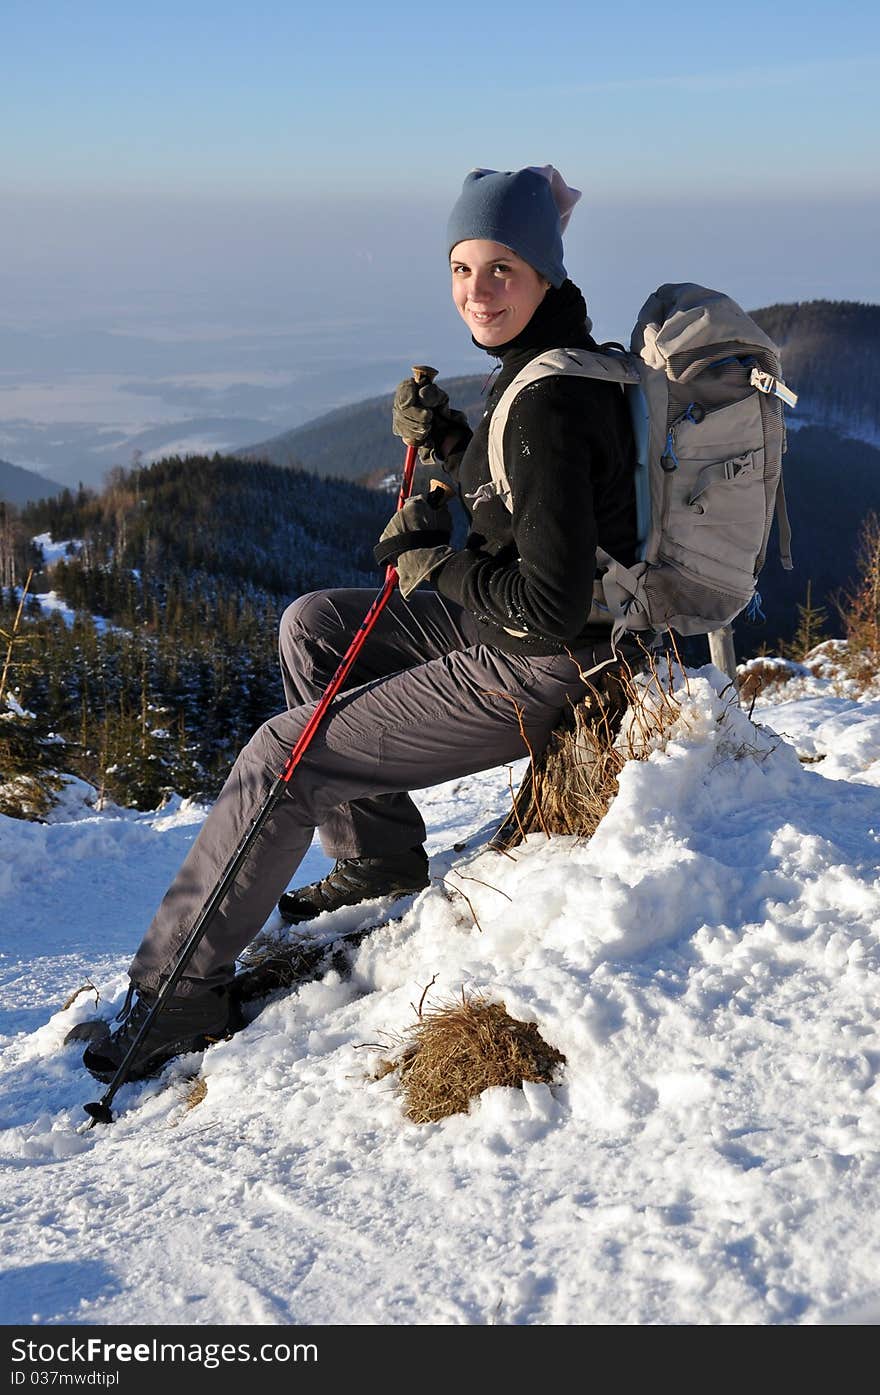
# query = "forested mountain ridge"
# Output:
<box><xmin>1</xmin><ymin>455</ymin><xmax>391</xmax><ymax>814</ymax></box>
<box><xmin>26</xmin><ymin>455</ymin><xmax>389</xmax><ymax>598</ymax></box>
<box><xmin>751</xmin><ymin>300</ymin><xmax>880</xmax><ymax>441</ymax></box>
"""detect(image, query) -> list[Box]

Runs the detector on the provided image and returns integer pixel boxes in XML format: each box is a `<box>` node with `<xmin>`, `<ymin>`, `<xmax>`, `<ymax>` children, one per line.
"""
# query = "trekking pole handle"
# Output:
<box><xmin>412</xmin><ymin>365</ymin><xmax>438</xmax><ymax>385</ymax></box>
<box><xmin>395</xmin><ymin>365</ymin><xmax>438</xmax><ymax>508</ymax></box>
<box><xmin>428</xmin><ymin>477</ymin><xmax>455</xmax><ymax>505</ymax></box>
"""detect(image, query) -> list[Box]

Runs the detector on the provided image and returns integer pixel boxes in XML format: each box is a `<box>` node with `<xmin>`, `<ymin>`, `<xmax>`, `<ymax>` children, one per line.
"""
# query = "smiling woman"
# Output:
<box><xmin>445</xmin><ymin>166</ymin><xmax>579</xmax><ymax>348</ymax></box>
<box><xmin>81</xmin><ymin>163</ymin><xmax>642</xmax><ymax>1089</ymax></box>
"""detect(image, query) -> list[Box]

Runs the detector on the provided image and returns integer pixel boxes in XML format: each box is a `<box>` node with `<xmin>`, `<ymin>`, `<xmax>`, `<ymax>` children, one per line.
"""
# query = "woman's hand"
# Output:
<box><xmin>391</xmin><ymin>378</ymin><xmax>472</xmax><ymax>476</ymax></box>
<box><xmin>374</xmin><ymin>493</ymin><xmax>455</xmax><ymax>598</ymax></box>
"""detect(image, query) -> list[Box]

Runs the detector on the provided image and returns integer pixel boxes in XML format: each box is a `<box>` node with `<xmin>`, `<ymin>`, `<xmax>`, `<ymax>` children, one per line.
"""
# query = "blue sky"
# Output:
<box><xmin>3</xmin><ymin>0</ymin><xmax>879</xmax><ymax>197</ymax></box>
<box><xmin>0</xmin><ymin>0</ymin><xmax>878</xmax><ymax>433</ymax></box>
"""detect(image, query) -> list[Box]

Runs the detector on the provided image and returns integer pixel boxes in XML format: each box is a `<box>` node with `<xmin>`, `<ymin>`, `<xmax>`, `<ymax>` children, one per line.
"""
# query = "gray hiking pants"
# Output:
<box><xmin>130</xmin><ymin>588</ymin><xmax>614</xmax><ymax>994</ymax></box>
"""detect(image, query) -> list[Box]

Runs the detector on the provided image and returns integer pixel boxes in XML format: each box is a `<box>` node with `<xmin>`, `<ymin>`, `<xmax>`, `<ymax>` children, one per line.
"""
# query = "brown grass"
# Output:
<box><xmin>494</xmin><ymin>652</ymin><xmax>687</xmax><ymax>848</ymax></box>
<box><xmin>835</xmin><ymin>511</ymin><xmax>880</xmax><ymax>689</ymax></box>
<box><xmin>736</xmin><ymin>657</ymin><xmax>802</xmax><ymax>707</ymax></box>
<box><xmin>376</xmin><ymin>991</ymin><xmax>566</xmax><ymax>1124</ymax></box>
<box><xmin>60</xmin><ymin>981</ymin><xmax>100</xmax><ymax>1012</ymax></box>
<box><xmin>232</xmin><ymin>923</ymin><xmax>375</xmax><ymax>1005</ymax></box>
<box><xmin>184</xmin><ymin>1078</ymin><xmax>208</xmax><ymax>1110</ymax></box>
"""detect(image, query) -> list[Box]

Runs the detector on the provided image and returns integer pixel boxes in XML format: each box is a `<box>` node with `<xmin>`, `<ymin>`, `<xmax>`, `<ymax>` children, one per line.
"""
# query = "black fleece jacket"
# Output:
<box><xmin>434</xmin><ymin>279</ymin><xmax>638</xmax><ymax>656</ymax></box>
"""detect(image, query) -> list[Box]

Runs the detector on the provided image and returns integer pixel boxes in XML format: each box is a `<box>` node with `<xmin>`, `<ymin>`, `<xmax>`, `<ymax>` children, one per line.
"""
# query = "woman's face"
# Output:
<box><xmin>450</xmin><ymin>239</ymin><xmax>550</xmax><ymax>347</ymax></box>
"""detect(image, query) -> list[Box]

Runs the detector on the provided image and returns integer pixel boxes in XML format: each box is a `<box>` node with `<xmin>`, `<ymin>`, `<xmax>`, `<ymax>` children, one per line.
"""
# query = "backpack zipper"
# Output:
<box><xmin>661</xmin><ymin>402</ymin><xmax>705</xmax><ymax>471</ymax></box>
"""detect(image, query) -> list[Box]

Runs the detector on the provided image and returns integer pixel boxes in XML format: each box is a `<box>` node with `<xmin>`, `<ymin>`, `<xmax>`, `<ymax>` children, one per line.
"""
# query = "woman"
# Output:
<box><xmin>83</xmin><ymin>165</ymin><xmax>638</xmax><ymax>1083</ymax></box>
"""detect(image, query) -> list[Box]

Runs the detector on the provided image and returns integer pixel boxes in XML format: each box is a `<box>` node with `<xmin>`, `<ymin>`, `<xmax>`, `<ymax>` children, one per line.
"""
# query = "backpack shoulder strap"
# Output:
<box><xmin>487</xmin><ymin>348</ymin><xmax>639</xmax><ymax>511</ymax></box>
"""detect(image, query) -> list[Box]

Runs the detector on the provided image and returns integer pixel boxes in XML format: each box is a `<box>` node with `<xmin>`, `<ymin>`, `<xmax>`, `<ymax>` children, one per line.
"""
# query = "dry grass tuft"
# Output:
<box><xmin>60</xmin><ymin>981</ymin><xmax>100</xmax><ymax>1013</ymax></box>
<box><xmin>494</xmin><ymin>651</ymin><xmax>687</xmax><ymax>848</ymax></box>
<box><xmin>736</xmin><ymin>656</ymin><xmax>803</xmax><ymax>707</ymax></box>
<box><xmin>539</xmin><ymin>699</ymin><xmax>629</xmax><ymax>840</ymax></box>
<box><xmin>184</xmin><ymin>1078</ymin><xmax>208</xmax><ymax>1110</ymax></box>
<box><xmin>237</xmin><ymin>936</ymin><xmax>336</xmax><ymax>989</ymax></box>
<box><xmin>378</xmin><ymin>992</ymin><xmax>566</xmax><ymax>1124</ymax></box>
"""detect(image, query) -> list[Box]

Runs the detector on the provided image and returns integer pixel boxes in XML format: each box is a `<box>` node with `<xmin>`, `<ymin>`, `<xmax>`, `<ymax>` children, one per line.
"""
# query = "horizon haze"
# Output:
<box><xmin>2</xmin><ymin>0</ymin><xmax>878</xmax><ymax>487</ymax></box>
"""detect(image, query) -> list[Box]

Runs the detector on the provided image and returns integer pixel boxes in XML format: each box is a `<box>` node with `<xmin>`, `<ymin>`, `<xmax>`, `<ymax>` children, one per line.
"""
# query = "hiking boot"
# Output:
<box><xmin>278</xmin><ymin>846</ymin><xmax>430</xmax><ymax>925</ymax></box>
<box><xmin>82</xmin><ymin>983</ymin><xmax>230</xmax><ymax>1084</ymax></box>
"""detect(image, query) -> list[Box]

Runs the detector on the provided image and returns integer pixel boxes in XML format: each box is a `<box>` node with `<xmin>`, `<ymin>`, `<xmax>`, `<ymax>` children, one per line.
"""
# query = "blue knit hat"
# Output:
<box><xmin>446</xmin><ymin>166</ymin><xmax>581</xmax><ymax>288</ymax></box>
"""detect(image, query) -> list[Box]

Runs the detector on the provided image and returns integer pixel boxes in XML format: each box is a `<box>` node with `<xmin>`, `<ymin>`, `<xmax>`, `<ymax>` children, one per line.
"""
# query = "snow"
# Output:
<box><xmin>24</xmin><ymin>590</ymin><xmax>77</xmax><ymax>628</ymax></box>
<box><xmin>142</xmin><ymin>436</ymin><xmax>237</xmax><ymax>463</ymax></box>
<box><xmin>33</xmin><ymin>534</ymin><xmax>82</xmax><ymax>568</ymax></box>
<box><xmin>1</xmin><ymin>665</ymin><xmax>879</xmax><ymax>1326</ymax></box>
<box><xmin>3</xmin><ymin>694</ymin><xmax>34</xmax><ymax>720</ymax></box>
<box><xmin>15</xmin><ymin>588</ymin><xmax>114</xmax><ymax>635</ymax></box>
<box><xmin>750</xmin><ymin>691</ymin><xmax>880</xmax><ymax>787</ymax></box>
<box><xmin>21</xmin><ymin>538</ymin><xmax>113</xmax><ymax>632</ymax></box>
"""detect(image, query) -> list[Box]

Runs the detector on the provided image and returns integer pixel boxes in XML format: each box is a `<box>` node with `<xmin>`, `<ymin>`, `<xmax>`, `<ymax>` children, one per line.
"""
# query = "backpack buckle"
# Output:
<box><xmin>750</xmin><ymin>367</ymin><xmax>798</xmax><ymax>408</ymax></box>
<box><xmin>722</xmin><ymin>453</ymin><xmax>754</xmax><ymax>481</ymax></box>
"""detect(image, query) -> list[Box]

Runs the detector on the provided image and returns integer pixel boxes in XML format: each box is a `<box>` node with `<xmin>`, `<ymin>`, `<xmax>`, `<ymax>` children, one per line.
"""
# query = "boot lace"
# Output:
<box><xmin>113</xmin><ymin>985</ymin><xmax>155</xmax><ymax>1039</ymax></box>
<box><xmin>114</xmin><ymin>984</ymin><xmax>136</xmax><ymax>1023</ymax></box>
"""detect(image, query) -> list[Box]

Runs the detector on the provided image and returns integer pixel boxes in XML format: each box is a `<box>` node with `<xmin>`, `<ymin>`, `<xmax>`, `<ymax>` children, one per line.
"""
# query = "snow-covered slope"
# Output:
<box><xmin>1</xmin><ymin>666</ymin><xmax>879</xmax><ymax>1326</ymax></box>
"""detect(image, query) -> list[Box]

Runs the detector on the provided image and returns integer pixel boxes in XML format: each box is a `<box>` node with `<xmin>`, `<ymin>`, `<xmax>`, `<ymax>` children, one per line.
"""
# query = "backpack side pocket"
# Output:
<box><xmin>658</xmin><ymin>393</ymin><xmax>767</xmax><ymax>596</ymax></box>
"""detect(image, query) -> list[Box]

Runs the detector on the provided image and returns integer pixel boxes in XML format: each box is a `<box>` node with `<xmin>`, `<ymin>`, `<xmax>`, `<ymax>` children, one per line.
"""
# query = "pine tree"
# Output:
<box><xmin>836</xmin><ymin>512</ymin><xmax>880</xmax><ymax>685</ymax></box>
<box><xmin>783</xmin><ymin>580</ymin><xmax>829</xmax><ymax>661</ymax></box>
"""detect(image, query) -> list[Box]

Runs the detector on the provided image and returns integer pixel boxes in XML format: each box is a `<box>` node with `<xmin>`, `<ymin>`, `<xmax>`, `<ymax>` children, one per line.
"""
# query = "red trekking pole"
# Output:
<box><xmin>83</xmin><ymin>366</ymin><xmax>439</xmax><ymax>1126</ymax></box>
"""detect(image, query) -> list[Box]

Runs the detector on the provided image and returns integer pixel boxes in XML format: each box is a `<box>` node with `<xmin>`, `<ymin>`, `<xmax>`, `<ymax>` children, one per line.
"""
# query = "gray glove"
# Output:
<box><xmin>391</xmin><ymin>378</ymin><xmax>472</xmax><ymax>477</ymax></box>
<box><xmin>374</xmin><ymin>493</ymin><xmax>455</xmax><ymax>599</ymax></box>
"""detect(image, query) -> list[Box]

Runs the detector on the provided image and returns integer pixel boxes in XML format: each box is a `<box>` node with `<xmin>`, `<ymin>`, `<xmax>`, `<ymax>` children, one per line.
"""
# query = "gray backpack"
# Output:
<box><xmin>487</xmin><ymin>282</ymin><xmax>798</xmax><ymax>639</ymax></box>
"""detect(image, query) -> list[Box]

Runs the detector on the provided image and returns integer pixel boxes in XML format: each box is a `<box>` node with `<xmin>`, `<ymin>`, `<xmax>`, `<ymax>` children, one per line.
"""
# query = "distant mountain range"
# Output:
<box><xmin>0</xmin><ymin>458</ymin><xmax>64</xmax><ymax>507</ymax></box>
